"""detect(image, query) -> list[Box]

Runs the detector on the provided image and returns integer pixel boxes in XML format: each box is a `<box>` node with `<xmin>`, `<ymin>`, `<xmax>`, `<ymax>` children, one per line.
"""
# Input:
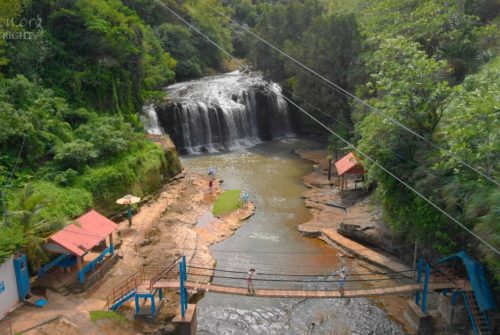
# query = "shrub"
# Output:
<box><xmin>54</xmin><ymin>139</ymin><xmax>97</xmax><ymax>170</ymax></box>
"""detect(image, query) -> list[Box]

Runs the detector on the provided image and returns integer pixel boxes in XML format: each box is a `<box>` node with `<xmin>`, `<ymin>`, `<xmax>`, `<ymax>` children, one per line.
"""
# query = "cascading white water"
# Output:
<box><xmin>270</xmin><ymin>82</ymin><xmax>292</xmax><ymax>133</ymax></box>
<box><xmin>142</xmin><ymin>104</ymin><xmax>164</xmax><ymax>135</ymax></box>
<box><xmin>159</xmin><ymin>71</ymin><xmax>292</xmax><ymax>153</ymax></box>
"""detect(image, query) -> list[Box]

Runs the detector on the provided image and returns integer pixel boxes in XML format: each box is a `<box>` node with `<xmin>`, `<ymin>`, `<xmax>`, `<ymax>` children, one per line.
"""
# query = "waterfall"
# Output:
<box><xmin>142</xmin><ymin>104</ymin><xmax>164</xmax><ymax>135</ymax></box>
<box><xmin>157</xmin><ymin>71</ymin><xmax>293</xmax><ymax>153</ymax></box>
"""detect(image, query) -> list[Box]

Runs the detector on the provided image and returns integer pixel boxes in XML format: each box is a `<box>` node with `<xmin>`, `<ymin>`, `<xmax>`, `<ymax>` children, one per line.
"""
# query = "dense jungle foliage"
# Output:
<box><xmin>0</xmin><ymin>0</ymin><xmax>498</xmax><ymax>292</ymax></box>
<box><xmin>0</xmin><ymin>0</ymin><xmax>231</xmax><ymax>264</ymax></box>
<box><xmin>236</xmin><ymin>0</ymin><xmax>499</xmax><ymax>286</ymax></box>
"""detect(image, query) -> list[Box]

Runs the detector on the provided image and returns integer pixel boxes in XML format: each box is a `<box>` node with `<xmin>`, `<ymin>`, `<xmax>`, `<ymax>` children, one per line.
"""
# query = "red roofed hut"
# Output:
<box><xmin>335</xmin><ymin>152</ymin><xmax>365</xmax><ymax>192</ymax></box>
<box><xmin>43</xmin><ymin>210</ymin><xmax>118</xmax><ymax>285</ymax></box>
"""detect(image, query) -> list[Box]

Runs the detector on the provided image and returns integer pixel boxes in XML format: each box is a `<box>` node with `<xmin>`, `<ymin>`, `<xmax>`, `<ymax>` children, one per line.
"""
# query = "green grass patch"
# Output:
<box><xmin>212</xmin><ymin>189</ymin><xmax>241</xmax><ymax>216</ymax></box>
<box><xmin>89</xmin><ymin>310</ymin><xmax>127</xmax><ymax>323</ymax></box>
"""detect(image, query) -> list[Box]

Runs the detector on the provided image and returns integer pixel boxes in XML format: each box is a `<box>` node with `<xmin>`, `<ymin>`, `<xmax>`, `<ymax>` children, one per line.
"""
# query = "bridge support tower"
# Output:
<box><xmin>173</xmin><ymin>255</ymin><xmax>197</xmax><ymax>335</ymax></box>
<box><xmin>404</xmin><ymin>258</ymin><xmax>434</xmax><ymax>335</ymax></box>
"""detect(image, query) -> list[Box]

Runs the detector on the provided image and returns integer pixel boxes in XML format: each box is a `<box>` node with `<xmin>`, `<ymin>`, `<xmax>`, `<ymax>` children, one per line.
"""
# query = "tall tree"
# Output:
<box><xmin>0</xmin><ymin>0</ymin><xmax>22</xmax><ymax>75</ymax></box>
<box><xmin>356</xmin><ymin>37</ymin><xmax>454</xmax><ymax>247</ymax></box>
<box><xmin>10</xmin><ymin>184</ymin><xmax>64</xmax><ymax>270</ymax></box>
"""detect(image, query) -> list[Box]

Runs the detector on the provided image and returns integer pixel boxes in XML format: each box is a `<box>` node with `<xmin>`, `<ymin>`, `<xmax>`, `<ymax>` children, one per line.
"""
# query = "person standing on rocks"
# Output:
<box><xmin>240</xmin><ymin>191</ymin><xmax>249</xmax><ymax>209</ymax></box>
<box><xmin>208</xmin><ymin>167</ymin><xmax>216</xmax><ymax>180</ymax></box>
<box><xmin>247</xmin><ymin>268</ymin><xmax>256</xmax><ymax>294</ymax></box>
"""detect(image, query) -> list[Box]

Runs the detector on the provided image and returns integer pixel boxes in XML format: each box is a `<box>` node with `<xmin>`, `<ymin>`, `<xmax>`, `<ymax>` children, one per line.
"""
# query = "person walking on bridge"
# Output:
<box><xmin>247</xmin><ymin>268</ymin><xmax>256</xmax><ymax>294</ymax></box>
<box><xmin>338</xmin><ymin>267</ymin><xmax>346</xmax><ymax>296</ymax></box>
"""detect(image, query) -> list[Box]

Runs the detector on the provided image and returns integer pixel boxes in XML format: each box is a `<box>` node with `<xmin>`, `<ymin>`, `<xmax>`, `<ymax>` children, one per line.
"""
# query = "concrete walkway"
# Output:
<box><xmin>321</xmin><ymin>229</ymin><xmax>412</xmax><ymax>275</ymax></box>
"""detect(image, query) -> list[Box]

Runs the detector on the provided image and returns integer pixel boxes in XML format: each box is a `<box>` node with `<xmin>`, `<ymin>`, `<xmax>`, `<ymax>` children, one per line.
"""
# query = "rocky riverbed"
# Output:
<box><xmin>295</xmin><ymin>149</ymin><xmax>418</xmax><ymax>333</ymax></box>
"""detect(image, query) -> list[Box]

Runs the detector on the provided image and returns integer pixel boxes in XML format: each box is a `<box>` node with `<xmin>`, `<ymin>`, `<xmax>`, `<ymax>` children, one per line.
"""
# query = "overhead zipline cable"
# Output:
<box><xmin>156</xmin><ymin>3</ymin><xmax>500</xmax><ymax>256</ymax></box>
<box><xmin>197</xmin><ymin>0</ymin><xmax>499</xmax><ymax>187</ymax></box>
<box><xmin>281</xmin><ymin>96</ymin><xmax>500</xmax><ymax>256</ymax></box>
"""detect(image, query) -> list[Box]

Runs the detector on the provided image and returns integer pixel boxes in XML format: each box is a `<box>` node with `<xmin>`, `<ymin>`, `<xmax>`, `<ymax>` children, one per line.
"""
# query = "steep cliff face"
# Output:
<box><xmin>153</xmin><ymin>71</ymin><xmax>292</xmax><ymax>153</ymax></box>
<box><xmin>146</xmin><ymin>134</ymin><xmax>182</xmax><ymax>178</ymax></box>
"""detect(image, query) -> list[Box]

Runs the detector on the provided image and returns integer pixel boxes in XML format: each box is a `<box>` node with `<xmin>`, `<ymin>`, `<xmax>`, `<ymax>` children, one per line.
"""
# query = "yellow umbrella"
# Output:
<box><xmin>116</xmin><ymin>194</ymin><xmax>141</xmax><ymax>226</ymax></box>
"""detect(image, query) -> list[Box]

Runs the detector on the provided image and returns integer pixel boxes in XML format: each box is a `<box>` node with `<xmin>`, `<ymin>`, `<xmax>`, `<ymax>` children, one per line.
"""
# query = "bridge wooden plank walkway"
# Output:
<box><xmin>153</xmin><ymin>280</ymin><xmax>457</xmax><ymax>299</ymax></box>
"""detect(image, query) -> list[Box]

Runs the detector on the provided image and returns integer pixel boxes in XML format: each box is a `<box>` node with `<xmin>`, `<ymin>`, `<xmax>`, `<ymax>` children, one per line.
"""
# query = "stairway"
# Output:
<box><xmin>463</xmin><ymin>290</ymin><xmax>493</xmax><ymax>335</ymax></box>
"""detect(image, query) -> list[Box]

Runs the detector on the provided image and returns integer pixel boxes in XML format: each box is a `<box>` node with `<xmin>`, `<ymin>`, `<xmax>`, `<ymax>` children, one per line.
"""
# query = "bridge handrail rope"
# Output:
<box><xmin>187</xmin><ymin>272</ymin><xmax>416</xmax><ymax>284</ymax></box>
<box><xmin>148</xmin><ymin>258</ymin><xmax>181</xmax><ymax>292</ymax></box>
<box><xmin>186</xmin><ymin>264</ymin><xmax>414</xmax><ymax>277</ymax></box>
<box><xmin>201</xmin><ymin>257</ymin><xmax>412</xmax><ymax>272</ymax></box>
<box><xmin>428</xmin><ymin>262</ymin><xmax>464</xmax><ymax>286</ymax></box>
<box><xmin>152</xmin><ymin>279</ymin><xmax>458</xmax><ymax>299</ymax></box>
<box><xmin>104</xmin><ymin>261</ymin><xmax>180</xmax><ymax>309</ymax></box>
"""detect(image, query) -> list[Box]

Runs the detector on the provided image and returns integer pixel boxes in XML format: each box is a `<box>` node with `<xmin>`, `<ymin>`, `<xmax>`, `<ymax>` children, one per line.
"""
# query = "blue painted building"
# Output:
<box><xmin>0</xmin><ymin>254</ymin><xmax>34</xmax><ymax>319</ymax></box>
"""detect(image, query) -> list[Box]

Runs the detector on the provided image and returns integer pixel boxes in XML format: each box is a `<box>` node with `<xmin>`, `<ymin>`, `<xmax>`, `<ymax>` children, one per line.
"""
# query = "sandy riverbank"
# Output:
<box><xmin>2</xmin><ymin>170</ymin><xmax>254</xmax><ymax>335</ymax></box>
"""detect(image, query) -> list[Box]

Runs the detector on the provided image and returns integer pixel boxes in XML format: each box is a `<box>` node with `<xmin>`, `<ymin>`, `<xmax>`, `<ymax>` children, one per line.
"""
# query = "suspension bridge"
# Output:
<box><xmin>103</xmin><ymin>252</ymin><xmax>495</xmax><ymax>335</ymax></box>
<box><xmin>106</xmin><ymin>257</ymin><xmax>458</xmax><ymax>311</ymax></box>
<box><xmin>151</xmin><ymin>280</ymin><xmax>458</xmax><ymax>299</ymax></box>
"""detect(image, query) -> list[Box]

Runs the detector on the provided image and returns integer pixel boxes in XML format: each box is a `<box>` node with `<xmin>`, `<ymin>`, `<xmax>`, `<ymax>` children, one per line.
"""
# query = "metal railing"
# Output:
<box><xmin>104</xmin><ymin>260</ymin><xmax>179</xmax><ymax>310</ymax></box>
<box><xmin>37</xmin><ymin>253</ymin><xmax>72</xmax><ymax>277</ymax></box>
<box><xmin>78</xmin><ymin>245</ymin><xmax>114</xmax><ymax>283</ymax></box>
<box><xmin>463</xmin><ymin>286</ymin><xmax>492</xmax><ymax>335</ymax></box>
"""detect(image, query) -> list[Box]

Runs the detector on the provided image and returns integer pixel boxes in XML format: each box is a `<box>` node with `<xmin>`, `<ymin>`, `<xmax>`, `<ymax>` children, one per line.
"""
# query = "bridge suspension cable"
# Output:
<box><xmin>155</xmin><ymin>3</ymin><xmax>500</xmax><ymax>256</ymax></box>
<box><xmin>197</xmin><ymin>0</ymin><xmax>499</xmax><ymax>187</ymax></box>
<box><xmin>282</xmin><ymin>89</ymin><xmax>445</xmax><ymax>180</ymax></box>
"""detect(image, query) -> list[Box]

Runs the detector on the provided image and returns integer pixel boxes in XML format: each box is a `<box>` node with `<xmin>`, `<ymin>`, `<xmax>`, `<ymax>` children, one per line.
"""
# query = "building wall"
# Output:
<box><xmin>0</xmin><ymin>255</ymin><xmax>19</xmax><ymax>320</ymax></box>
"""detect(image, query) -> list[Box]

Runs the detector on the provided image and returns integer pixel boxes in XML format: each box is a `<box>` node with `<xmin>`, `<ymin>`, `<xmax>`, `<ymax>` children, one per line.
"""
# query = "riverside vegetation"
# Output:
<box><xmin>0</xmin><ymin>0</ymin><xmax>498</xmax><ymax>292</ymax></box>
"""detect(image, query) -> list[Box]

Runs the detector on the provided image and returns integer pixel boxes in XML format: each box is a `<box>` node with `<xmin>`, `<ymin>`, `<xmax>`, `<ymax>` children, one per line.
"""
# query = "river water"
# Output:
<box><xmin>182</xmin><ymin>138</ymin><xmax>406</xmax><ymax>335</ymax></box>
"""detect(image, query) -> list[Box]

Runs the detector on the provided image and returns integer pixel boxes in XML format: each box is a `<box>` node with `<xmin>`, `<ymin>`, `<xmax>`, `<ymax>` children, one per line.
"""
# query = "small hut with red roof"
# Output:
<box><xmin>334</xmin><ymin>152</ymin><xmax>365</xmax><ymax>192</ymax></box>
<box><xmin>42</xmin><ymin>210</ymin><xmax>118</xmax><ymax>285</ymax></box>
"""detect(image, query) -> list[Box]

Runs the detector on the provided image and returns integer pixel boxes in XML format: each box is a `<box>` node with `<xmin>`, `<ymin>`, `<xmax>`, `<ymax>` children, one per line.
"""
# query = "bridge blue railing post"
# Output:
<box><xmin>451</xmin><ymin>291</ymin><xmax>459</xmax><ymax>306</ymax></box>
<box><xmin>415</xmin><ymin>257</ymin><xmax>424</xmax><ymax>306</ymax></box>
<box><xmin>179</xmin><ymin>260</ymin><xmax>184</xmax><ymax>318</ymax></box>
<box><xmin>135</xmin><ymin>294</ymin><xmax>140</xmax><ymax>314</ymax></box>
<box><xmin>180</xmin><ymin>255</ymin><xmax>187</xmax><ymax>318</ymax></box>
<box><xmin>151</xmin><ymin>292</ymin><xmax>156</xmax><ymax>315</ymax></box>
<box><xmin>182</xmin><ymin>255</ymin><xmax>188</xmax><ymax>313</ymax></box>
<box><xmin>421</xmin><ymin>263</ymin><xmax>430</xmax><ymax>313</ymax></box>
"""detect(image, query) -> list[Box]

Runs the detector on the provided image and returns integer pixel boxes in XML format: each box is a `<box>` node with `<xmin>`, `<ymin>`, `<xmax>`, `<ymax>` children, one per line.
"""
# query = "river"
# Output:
<box><xmin>182</xmin><ymin>138</ymin><xmax>406</xmax><ymax>335</ymax></box>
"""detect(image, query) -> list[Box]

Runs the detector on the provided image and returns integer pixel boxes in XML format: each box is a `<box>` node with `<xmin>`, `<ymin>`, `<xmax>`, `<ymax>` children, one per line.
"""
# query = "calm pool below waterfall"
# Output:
<box><xmin>182</xmin><ymin>138</ymin><xmax>406</xmax><ymax>335</ymax></box>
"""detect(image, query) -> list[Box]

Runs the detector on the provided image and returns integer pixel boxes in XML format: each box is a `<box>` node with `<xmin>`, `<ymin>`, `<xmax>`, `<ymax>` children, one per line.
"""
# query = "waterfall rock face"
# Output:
<box><xmin>142</xmin><ymin>104</ymin><xmax>164</xmax><ymax>135</ymax></box>
<box><xmin>155</xmin><ymin>71</ymin><xmax>292</xmax><ymax>153</ymax></box>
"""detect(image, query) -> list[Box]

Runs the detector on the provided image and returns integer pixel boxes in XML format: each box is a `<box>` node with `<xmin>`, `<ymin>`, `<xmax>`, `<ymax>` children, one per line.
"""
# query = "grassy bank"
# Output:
<box><xmin>213</xmin><ymin>190</ymin><xmax>241</xmax><ymax>216</ymax></box>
